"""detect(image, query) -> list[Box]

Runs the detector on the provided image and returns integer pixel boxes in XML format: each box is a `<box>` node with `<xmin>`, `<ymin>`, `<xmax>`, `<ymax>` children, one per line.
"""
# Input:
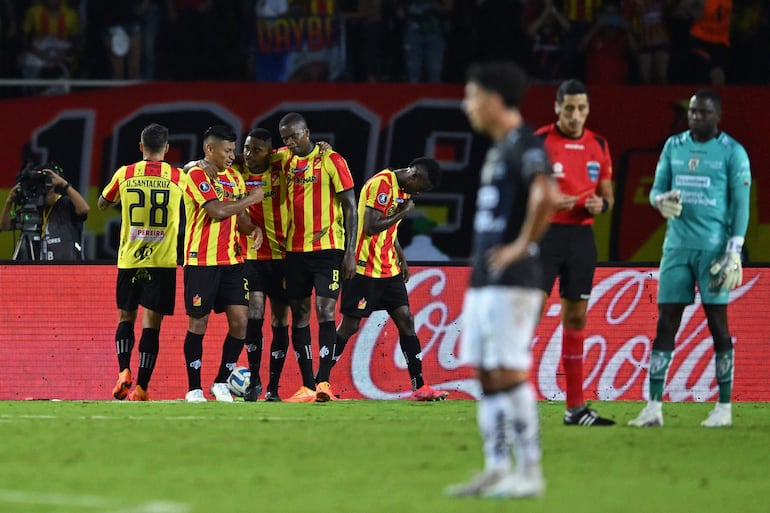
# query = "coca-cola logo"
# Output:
<box><xmin>350</xmin><ymin>268</ymin><xmax>761</xmax><ymax>402</ymax></box>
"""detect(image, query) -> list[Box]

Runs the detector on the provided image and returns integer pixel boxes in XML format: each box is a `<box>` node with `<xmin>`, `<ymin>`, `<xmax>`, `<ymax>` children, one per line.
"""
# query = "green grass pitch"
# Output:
<box><xmin>1</xmin><ymin>400</ymin><xmax>769</xmax><ymax>513</ymax></box>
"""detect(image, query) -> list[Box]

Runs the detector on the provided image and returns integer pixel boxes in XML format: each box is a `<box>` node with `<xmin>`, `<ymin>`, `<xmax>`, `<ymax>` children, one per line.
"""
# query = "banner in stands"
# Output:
<box><xmin>0</xmin><ymin>265</ymin><xmax>766</xmax><ymax>402</ymax></box>
<box><xmin>0</xmin><ymin>83</ymin><xmax>768</xmax><ymax>263</ymax></box>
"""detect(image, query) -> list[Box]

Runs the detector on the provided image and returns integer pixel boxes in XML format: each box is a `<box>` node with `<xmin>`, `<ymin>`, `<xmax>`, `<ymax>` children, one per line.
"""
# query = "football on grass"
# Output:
<box><xmin>226</xmin><ymin>366</ymin><xmax>251</xmax><ymax>397</ymax></box>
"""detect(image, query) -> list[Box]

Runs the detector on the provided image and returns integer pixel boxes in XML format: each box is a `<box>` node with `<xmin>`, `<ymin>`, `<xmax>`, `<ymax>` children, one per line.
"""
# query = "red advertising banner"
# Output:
<box><xmin>0</xmin><ymin>265</ymin><xmax>766</xmax><ymax>402</ymax></box>
<box><xmin>0</xmin><ymin>83</ymin><xmax>768</xmax><ymax>263</ymax></box>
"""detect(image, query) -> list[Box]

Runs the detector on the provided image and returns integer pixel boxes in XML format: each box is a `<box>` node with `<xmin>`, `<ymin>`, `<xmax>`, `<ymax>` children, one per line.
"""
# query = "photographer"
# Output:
<box><xmin>1</xmin><ymin>164</ymin><xmax>90</xmax><ymax>261</ymax></box>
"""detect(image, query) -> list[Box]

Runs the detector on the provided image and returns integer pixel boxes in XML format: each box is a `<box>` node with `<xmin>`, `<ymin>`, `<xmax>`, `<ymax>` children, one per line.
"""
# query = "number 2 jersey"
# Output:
<box><xmin>650</xmin><ymin>130</ymin><xmax>751</xmax><ymax>252</ymax></box>
<box><xmin>101</xmin><ymin>160</ymin><xmax>186</xmax><ymax>269</ymax></box>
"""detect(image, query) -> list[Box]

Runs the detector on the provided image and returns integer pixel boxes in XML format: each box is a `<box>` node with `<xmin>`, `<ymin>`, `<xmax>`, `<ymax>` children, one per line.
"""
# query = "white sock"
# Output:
<box><xmin>477</xmin><ymin>392</ymin><xmax>512</xmax><ymax>472</ymax></box>
<box><xmin>507</xmin><ymin>382</ymin><xmax>542</xmax><ymax>476</ymax></box>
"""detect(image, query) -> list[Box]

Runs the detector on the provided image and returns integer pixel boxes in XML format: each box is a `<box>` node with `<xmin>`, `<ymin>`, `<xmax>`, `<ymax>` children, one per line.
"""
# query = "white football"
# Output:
<box><xmin>226</xmin><ymin>366</ymin><xmax>251</xmax><ymax>397</ymax></box>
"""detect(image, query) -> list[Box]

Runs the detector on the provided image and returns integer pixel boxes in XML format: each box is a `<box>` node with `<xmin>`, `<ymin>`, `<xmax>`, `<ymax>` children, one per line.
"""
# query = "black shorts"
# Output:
<box><xmin>284</xmin><ymin>250</ymin><xmax>343</xmax><ymax>300</ymax></box>
<box><xmin>184</xmin><ymin>264</ymin><xmax>248</xmax><ymax>316</ymax></box>
<box><xmin>116</xmin><ymin>267</ymin><xmax>176</xmax><ymax>315</ymax></box>
<box><xmin>539</xmin><ymin>224</ymin><xmax>597</xmax><ymax>301</ymax></box>
<box><xmin>244</xmin><ymin>259</ymin><xmax>288</xmax><ymax>302</ymax></box>
<box><xmin>340</xmin><ymin>274</ymin><xmax>409</xmax><ymax>318</ymax></box>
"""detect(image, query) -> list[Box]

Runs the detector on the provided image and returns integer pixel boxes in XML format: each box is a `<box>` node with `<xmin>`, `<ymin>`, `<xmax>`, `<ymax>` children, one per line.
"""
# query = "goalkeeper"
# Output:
<box><xmin>629</xmin><ymin>89</ymin><xmax>752</xmax><ymax>429</ymax></box>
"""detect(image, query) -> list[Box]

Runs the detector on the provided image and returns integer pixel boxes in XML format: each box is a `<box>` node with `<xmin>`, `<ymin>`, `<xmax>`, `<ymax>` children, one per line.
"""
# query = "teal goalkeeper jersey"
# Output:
<box><xmin>649</xmin><ymin>130</ymin><xmax>751</xmax><ymax>252</ymax></box>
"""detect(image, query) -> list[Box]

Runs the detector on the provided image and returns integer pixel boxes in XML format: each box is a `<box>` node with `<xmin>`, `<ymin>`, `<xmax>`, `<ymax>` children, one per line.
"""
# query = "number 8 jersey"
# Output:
<box><xmin>101</xmin><ymin>160</ymin><xmax>187</xmax><ymax>269</ymax></box>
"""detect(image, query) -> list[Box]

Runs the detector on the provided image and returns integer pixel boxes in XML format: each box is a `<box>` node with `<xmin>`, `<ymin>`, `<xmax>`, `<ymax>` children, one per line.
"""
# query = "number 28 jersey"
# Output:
<box><xmin>101</xmin><ymin>160</ymin><xmax>186</xmax><ymax>269</ymax></box>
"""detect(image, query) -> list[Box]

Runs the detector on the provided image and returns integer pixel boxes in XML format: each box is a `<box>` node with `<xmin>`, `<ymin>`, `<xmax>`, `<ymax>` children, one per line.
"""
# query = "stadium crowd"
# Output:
<box><xmin>0</xmin><ymin>0</ymin><xmax>768</xmax><ymax>97</ymax></box>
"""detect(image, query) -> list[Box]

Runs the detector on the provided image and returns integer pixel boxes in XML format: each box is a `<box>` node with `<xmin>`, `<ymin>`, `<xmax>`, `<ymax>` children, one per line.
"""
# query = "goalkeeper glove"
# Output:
<box><xmin>710</xmin><ymin>237</ymin><xmax>744</xmax><ymax>291</ymax></box>
<box><xmin>653</xmin><ymin>189</ymin><xmax>682</xmax><ymax>219</ymax></box>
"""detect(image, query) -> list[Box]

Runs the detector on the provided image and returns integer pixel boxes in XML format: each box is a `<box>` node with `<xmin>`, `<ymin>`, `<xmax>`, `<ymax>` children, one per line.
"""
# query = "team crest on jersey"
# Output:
<box><xmin>586</xmin><ymin>161</ymin><xmax>600</xmax><ymax>181</ymax></box>
<box><xmin>193</xmin><ymin>294</ymin><xmax>202</xmax><ymax>307</ymax></box>
<box><xmin>357</xmin><ymin>298</ymin><xmax>367</xmax><ymax>310</ymax></box>
<box><xmin>552</xmin><ymin>162</ymin><xmax>566</xmax><ymax>178</ymax></box>
<box><xmin>198</xmin><ymin>181</ymin><xmax>211</xmax><ymax>193</ymax></box>
<box><xmin>377</xmin><ymin>192</ymin><xmax>389</xmax><ymax>205</ymax></box>
<box><xmin>688</xmin><ymin>157</ymin><xmax>699</xmax><ymax>171</ymax></box>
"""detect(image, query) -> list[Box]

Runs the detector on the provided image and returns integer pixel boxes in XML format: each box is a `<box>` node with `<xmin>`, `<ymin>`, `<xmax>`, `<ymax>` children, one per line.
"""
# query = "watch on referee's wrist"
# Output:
<box><xmin>56</xmin><ymin>182</ymin><xmax>70</xmax><ymax>194</ymax></box>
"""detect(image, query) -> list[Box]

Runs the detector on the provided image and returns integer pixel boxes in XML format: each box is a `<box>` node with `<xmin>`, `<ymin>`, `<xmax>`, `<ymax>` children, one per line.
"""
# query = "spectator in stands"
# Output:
<box><xmin>339</xmin><ymin>0</ymin><xmax>384</xmax><ymax>82</ymax></box>
<box><xmin>396</xmin><ymin>0</ymin><xmax>452</xmax><ymax>83</ymax></box>
<box><xmin>560</xmin><ymin>0</ymin><xmax>604</xmax><ymax>81</ymax></box>
<box><xmin>579</xmin><ymin>0</ymin><xmax>638</xmax><ymax>85</ymax></box>
<box><xmin>527</xmin><ymin>0</ymin><xmax>570</xmax><ymax>83</ymax></box>
<box><xmin>623</xmin><ymin>0</ymin><xmax>670</xmax><ymax>84</ymax></box>
<box><xmin>686</xmin><ymin>0</ymin><xmax>732</xmax><ymax>86</ymax></box>
<box><xmin>18</xmin><ymin>0</ymin><xmax>80</xmax><ymax>95</ymax></box>
<box><xmin>90</xmin><ymin>1</ymin><xmax>144</xmax><ymax>79</ymax></box>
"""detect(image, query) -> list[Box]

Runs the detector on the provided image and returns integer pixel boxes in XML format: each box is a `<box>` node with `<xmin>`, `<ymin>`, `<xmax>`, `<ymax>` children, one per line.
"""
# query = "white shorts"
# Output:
<box><xmin>459</xmin><ymin>286</ymin><xmax>543</xmax><ymax>371</ymax></box>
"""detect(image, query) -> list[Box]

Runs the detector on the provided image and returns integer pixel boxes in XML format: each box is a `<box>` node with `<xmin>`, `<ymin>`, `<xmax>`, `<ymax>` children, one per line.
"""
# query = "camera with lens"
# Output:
<box><xmin>12</xmin><ymin>162</ymin><xmax>59</xmax><ymax>233</ymax></box>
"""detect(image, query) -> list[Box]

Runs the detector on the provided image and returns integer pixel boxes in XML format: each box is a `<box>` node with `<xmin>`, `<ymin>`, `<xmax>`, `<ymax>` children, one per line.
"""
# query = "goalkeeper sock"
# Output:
<box><xmin>115</xmin><ymin>321</ymin><xmax>134</xmax><ymax>372</ymax></box>
<box><xmin>291</xmin><ymin>325</ymin><xmax>315</xmax><ymax>389</ymax></box>
<box><xmin>136</xmin><ymin>328</ymin><xmax>159</xmax><ymax>389</ymax></box>
<box><xmin>214</xmin><ymin>335</ymin><xmax>245</xmax><ymax>383</ymax></box>
<box><xmin>183</xmin><ymin>331</ymin><xmax>204</xmax><ymax>391</ymax></box>
<box><xmin>648</xmin><ymin>349</ymin><xmax>673</xmax><ymax>402</ymax></box>
<box><xmin>267</xmin><ymin>325</ymin><xmax>289</xmax><ymax>393</ymax></box>
<box><xmin>398</xmin><ymin>335</ymin><xmax>425</xmax><ymax>390</ymax></box>
<box><xmin>715</xmin><ymin>349</ymin><xmax>734</xmax><ymax>403</ymax></box>
<box><xmin>562</xmin><ymin>328</ymin><xmax>585</xmax><ymax>409</ymax></box>
<box><xmin>245</xmin><ymin>318</ymin><xmax>264</xmax><ymax>384</ymax></box>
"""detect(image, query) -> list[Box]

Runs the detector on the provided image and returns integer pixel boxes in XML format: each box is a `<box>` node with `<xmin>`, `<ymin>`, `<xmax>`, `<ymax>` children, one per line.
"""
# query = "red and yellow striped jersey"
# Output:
<box><xmin>562</xmin><ymin>0</ymin><xmax>602</xmax><ymax>22</ymax></box>
<box><xmin>101</xmin><ymin>160</ymin><xmax>186</xmax><ymax>269</ymax></box>
<box><xmin>183</xmin><ymin>164</ymin><xmax>248</xmax><ymax>266</ymax></box>
<box><xmin>22</xmin><ymin>4</ymin><xmax>79</xmax><ymax>38</ymax></box>
<box><xmin>355</xmin><ymin>169</ymin><xmax>408</xmax><ymax>278</ymax></box>
<box><xmin>282</xmin><ymin>145</ymin><xmax>354</xmax><ymax>252</ymax></box>
<box><xmin>234</xmin><ymin>151</ymin><xmax>289</xmax><ymax>261</ymax></box>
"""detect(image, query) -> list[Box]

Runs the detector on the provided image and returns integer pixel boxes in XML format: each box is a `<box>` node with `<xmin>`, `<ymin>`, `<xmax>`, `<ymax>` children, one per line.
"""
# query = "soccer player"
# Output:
<box><xmin>318</xmin><ymin>157</ymin><xmax>449</xmax><ymax>401</ymax></box>
<box><xmin>181</xmin><ymin>125</ymin><xmax>264</xmax><ymax>403</ymax></box>
<box><xmin>534</xmin><ymin>79</ymin><xmax>616</xmax><ymax>426</ymax></box>
<box><xmin>447</xmin><ymin>61</ymin><xmax>557</xmax><ymax>499</ymax></box>
<box><xmin>99</xmin><ymin>123</ymin><xmax>186</xmax><ymax>401</ymax></box>
<box><xmin>233</xmin><ymin>128</ymin><xmax>291</xmax><ymax>402</ymax></box>
<box><xmin>629</xmin><ymin>89</ymin><xmax>751</xmax><ymax>428</ymax></box>
<box><xmin>277</xmin><ymin>112</ymin><xmax>358</xmax><ymax>403</ymax></box>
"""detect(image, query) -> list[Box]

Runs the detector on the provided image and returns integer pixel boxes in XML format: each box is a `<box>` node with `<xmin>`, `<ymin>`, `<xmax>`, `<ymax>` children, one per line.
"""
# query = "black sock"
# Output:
<box><xmin>268</xmin><ymin>325</ymin><xmax>289</xmax><ymax>393</ymax></box>
<box><xmin>400</xmin><ymin>335</ymin><xmax>425</xmax><ymax>390</ymax></box>
<box><xmin>183</xmin><ymin>331</ymin><xmax>204</xmax><ymax>391</ymax></box>
<box><xmin>316</xmin><ymin>332</ymin><xmax>349</xmax><ymax>384</ymax></box>
<box><xmin>292</xmin><ymin>325</ymin><xmax>315</xmax><ymax>389</ymax></box>
<box><xmin>215</xmin><ymin>335</ymin><xmax>245</xmax><ymax>383</ymax></box>
<box><xmin>115</xmin><ymin>321</ymin><xmax>134</xmax><ymax>372</ymax></box>
<box><xmin>246</xmin><ymin>318</ymin><xmax>264</xmax><ymax>384</ymax></box>
<box><xmin>136</xmin><ymin>328</ymin><xmax>159</xmax><ymax>390</ymax></box>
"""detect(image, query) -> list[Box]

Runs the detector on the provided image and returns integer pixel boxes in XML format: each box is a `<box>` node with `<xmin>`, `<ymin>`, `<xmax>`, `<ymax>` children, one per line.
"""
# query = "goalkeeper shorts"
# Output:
<box><xmin>657</xmin><ymin>248</ymin><xmax>729</xmax><ymax>305</ymax></box>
